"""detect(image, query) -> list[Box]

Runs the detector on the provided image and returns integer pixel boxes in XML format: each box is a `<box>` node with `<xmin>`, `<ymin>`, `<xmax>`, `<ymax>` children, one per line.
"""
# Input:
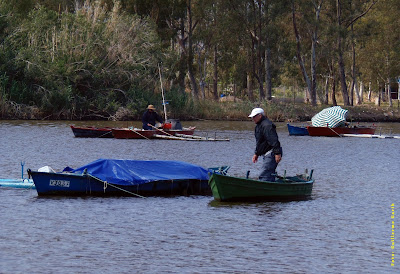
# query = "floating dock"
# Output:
<box><xmin>341</xmin><ymin>134</ymin><xmax>400</xmax><ymax>139</ymax></box>
<box><xmin>153</xmin><ymin>133</ymin><xmax>230</xmax><ymax>141</ymax></box>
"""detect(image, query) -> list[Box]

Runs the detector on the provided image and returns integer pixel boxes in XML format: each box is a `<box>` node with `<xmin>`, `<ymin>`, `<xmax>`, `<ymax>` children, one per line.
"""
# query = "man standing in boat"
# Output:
<box><xmin>249</xmin><ymin>108</ymin><xmax>282</xmax><ymax>181</ymax></box>
<box><xmin>142</xmin><ymin>105</ymin><xmax>164</xmax><ymax>130</ymax></box>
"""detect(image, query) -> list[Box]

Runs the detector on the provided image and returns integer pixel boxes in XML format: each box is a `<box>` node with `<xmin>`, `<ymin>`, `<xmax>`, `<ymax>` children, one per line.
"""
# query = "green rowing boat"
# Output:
<box><xmin>208</xmin><ymin>170</ymin><xmax>314</xmax><ymax>202</ymax></box>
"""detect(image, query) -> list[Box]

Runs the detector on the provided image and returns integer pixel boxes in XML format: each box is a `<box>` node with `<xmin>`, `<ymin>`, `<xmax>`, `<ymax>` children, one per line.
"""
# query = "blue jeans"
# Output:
<box><xmin>143</xmin><ymin>124</ymin><xmax>152</xmax><ymax>130</ymax></box>
<box><xmin>259</xmin><ymin>151</ymin><xmax>280</xmax><ymax>182</ymax></box>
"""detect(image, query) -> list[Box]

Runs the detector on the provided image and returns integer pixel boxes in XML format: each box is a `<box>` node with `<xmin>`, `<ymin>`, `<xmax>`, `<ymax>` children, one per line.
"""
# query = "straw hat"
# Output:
<box><xmin>147</xmin><ymin>105</ymin><xmax>156</xmax><ymax>110</ymax></box>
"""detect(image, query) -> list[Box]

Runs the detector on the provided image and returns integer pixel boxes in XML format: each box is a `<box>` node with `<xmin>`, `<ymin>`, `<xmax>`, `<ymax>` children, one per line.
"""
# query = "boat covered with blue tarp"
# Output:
<box><xmin>28</xmin><ymin>159</ymin><xmax>211</xmax><ymax>197</ymax></box>
<box><xmin>69</xmin><ymin>159</ymin><xmax>209</xmax><ymax>185</ymax></box>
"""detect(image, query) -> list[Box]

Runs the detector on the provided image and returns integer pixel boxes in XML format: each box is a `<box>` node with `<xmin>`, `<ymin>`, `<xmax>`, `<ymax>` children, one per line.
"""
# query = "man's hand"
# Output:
<box><xmin>275</xmin><ymin>154</ymin><xmax>282</xmax><ymax>163</ymax></box>
<box><xmin>252</xmin><ymin>154</ymin><xmax>258</xmax><ymax>163</ymax></box>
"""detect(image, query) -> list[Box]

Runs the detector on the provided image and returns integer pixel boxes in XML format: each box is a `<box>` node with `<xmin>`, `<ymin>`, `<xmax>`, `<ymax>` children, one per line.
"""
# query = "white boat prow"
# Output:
<box><xmin>38</xmin><ymin>166</ymin><xmax>56</xmax><ymax>173</ymax></box>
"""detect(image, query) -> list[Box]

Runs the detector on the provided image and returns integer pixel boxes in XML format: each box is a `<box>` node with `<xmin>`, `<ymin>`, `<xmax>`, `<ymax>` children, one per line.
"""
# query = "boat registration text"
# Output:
<box><xmin>49</xmin><ymin>180</ymin><xmax>70</xmax><ymax>188</ymax></box>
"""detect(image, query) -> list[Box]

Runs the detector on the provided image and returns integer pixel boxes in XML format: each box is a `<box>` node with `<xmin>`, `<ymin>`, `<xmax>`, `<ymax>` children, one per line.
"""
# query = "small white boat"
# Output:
<box><xmin>0</xmin><ymin>178</ymin><xmax>35</xmax><ymax>189</ymax></box>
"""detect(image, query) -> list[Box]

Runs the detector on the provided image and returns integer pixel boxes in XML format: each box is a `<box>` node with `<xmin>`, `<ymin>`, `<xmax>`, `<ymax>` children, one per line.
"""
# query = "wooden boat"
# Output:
<box><xmin>111</xmin><ymin>128</ymin><xmax>157</xmax><ymax>139</ymax></box>
<box><xmin>307</xmin><ymin>125</ymin><xmax>376</xmax><ymax>137</ymax></box>
<box><xmin>0</xmin><ymin>178</ymin><xmax>35</xmax><ymax>189</ymax></box>
<box><xmin>208</xmin><ymin>171</ymin><xmax>314</xmax><ymax>202</ymax></box>
<box><xmin>70</xmin><ymin>125</ymin><xmax>114</xmax><ymax>138</ymax></box>
<box><xmin>112</xmin><ymin>127</ymin><xmax>195</xmax><ymax>139</ymax></box>
<box><xmin>287</xmin><ymin>123</ymin><xmax>309</xmax><ymax>136</ymax></box>
<box><xmin>28</xmin><ymin>159</ymin><xmax>211</xmax><ymax>197</ymax></box>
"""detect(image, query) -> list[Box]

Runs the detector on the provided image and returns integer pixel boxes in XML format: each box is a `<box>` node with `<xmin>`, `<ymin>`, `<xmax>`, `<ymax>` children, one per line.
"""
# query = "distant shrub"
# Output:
<box><xmin>3</xmin><ymin>1</ymin><xmax>162</xmax><ymax>119</ymax></box>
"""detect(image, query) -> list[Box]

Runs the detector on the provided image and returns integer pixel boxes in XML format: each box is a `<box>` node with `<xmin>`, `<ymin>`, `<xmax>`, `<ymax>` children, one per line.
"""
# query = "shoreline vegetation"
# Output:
<box><xmin>1</xmin><ymin>96</ymin><xmax>399</xmax><ymax>123</ymax></box>
<box><xmin>1</xmin><ymin>2</ymin><xmax>400</xmax><ymax>124</ymax></box>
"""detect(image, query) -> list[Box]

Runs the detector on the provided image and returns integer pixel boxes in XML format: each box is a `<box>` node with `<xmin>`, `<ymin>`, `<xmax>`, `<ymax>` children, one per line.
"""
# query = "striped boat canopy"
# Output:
<box><xmin>311</xmin><ymin>106</ymin><xmax>348</xmax><ymax>128</ymax></box>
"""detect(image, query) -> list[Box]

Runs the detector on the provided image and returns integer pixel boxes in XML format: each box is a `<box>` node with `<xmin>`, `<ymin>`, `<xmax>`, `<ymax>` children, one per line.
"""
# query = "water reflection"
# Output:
<box><xmin>0</xmin><ymin>120</ymin><xmax>399</xmax><ymax>272</ymax></box>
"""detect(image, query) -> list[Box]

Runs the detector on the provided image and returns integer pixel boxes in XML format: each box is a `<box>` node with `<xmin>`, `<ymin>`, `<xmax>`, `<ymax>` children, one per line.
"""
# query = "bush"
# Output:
<box><xmin>2</xmin><ymin>1</ymin><xmax>163</xmax><ymax>119</ymax></box>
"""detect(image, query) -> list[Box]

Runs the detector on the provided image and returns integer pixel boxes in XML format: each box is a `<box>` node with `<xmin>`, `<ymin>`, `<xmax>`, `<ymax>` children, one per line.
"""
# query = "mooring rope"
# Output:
<box><xmin>86</xmin><ymin>173</ymin><xmax>146</xmax><ymax>198</ymax></box>
<box><xmin>96</xmin><ymin>131</ymin><xmax>113</xmax><ymax>138</ymax></box>
<box><xmin>329</xmin><ymin>127</ymin><xmax>342</xmax><ymax>137</ymax></box>
<box><xmin>128</xmin><ymin>127</ymin><xmax>151</xmax><ymax>140</ymax></box>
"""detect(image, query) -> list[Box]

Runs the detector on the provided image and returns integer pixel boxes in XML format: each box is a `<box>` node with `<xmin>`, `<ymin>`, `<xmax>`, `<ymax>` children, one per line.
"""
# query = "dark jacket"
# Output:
<box><xmin>142</xmin><ymin>110</ymin><xmax>163</xmax><ymax>126</ymax></box>
<box><xmin>254</xmin><ymin>116</ymin><xmax>282</xmax><ymax>156</ymax></box>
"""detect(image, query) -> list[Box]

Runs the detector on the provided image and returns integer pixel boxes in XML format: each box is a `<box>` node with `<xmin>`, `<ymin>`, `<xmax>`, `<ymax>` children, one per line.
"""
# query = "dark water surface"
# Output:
<box><xmin>0</xmin><ymin>120</ymin><xmax>399</xmax><ymax>273</ymax></box>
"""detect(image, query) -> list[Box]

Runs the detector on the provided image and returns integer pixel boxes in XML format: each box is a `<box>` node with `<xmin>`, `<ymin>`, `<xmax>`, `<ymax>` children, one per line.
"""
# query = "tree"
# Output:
<box><xmin>357</xmin><ymin>0</ymin><xmax>399</xmax><ymax>106</ymax></box>
<box><xmin>5</xmin><ymin>1</ymin><xmax>162</xmax><ymax>118</ymax></box>
<box><xmin>291</xmin><ymin>0</ymin><xmax>323</xmax><ymax>106</ymax></box>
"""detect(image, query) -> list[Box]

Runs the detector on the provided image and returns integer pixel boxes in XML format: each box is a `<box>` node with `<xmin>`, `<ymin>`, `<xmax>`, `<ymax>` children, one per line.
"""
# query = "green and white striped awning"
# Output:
<box><xmin>311</xmin><ymin>106</ymin><xmax>348</xmax><ymax>128</ymax></box>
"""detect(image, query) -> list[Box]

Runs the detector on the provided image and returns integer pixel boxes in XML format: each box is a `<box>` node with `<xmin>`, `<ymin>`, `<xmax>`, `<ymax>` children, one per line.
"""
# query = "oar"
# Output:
<box><xmin>149</xmin><ymin>124</ymin><xmax>175</xmax><ymax>137</ymax></box>
<box><xmin>129</xmin><ymin>127</ymin><xmax>151</xmax><ymax>140</ymax></box>
<box><xmin>153</xmin><ymin>134</ymin><xmax>192</xmax><ymax>141</ymax></box>
<box><xmin>175</xmin><ymin>133</ymin><xmax>230</xmax><ymax>141</ymax></box>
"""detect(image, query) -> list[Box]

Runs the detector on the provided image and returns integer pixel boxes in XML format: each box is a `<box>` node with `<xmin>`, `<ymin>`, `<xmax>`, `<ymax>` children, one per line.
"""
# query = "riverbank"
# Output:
<box><xmin>204</xmin><ymin>100</ymin><xmax>400</xmax><ymax>123</ymax></box>
<box><xmin>1</xmin><ymin>99</ymin><xmax>400</xmax><ymax>122</ymax></box>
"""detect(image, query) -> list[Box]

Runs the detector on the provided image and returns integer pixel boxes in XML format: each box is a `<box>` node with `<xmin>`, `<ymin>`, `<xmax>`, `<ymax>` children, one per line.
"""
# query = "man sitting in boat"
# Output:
<box><xmin>142</xmin><ymin>105</ymin><xmax>164</xmax><ymax>130</ymax></box>
<box><xmin>249</xmin><ymin>107</ymin><xmax>282</xmax><ymax>182</ymax></box>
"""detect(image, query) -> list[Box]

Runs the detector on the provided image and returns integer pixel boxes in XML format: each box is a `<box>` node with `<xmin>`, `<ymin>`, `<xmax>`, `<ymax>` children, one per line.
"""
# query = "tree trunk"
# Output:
<box><xmin>310</xmin><ymin>1</ymin><xmax>322</xmax><ymax>106</ymax></box>
<box><xmin>336</xmin><ymin>0</ymin><xmax>349</xmax><ymax>105</ymax></box>
<box><xmin>368</xmin><ymin>82</ymin><xmax>372</xmax><ymax>101</ymax></box>
<box><xmin>337</xmin><ymin>40</ymin><xmax>349</xmax><ymax>105</ymax></box>
<box><xmin>292</xmin><ymin>1</ymin><xmax>312</xmax><ymax>102</ymax></box>
<box><xmin>247</xmin><ymin>72</ymin><xmax>254</xmax><ymax>101</ymax></box>
<box><xmin>257</xmin><ymin>45</ymin><xmax>264</xmax><ymax>101</ymax></box>
<box><xmin>377</xmin><ymin>84</ymin><xmax>381</xmax><ymax>106</ymax></box>
<box><xmin>187</xmin><ymin>0</ymin><xmax>198</xmax><ymax>99</ymax></box>
<box><xmin>349</xmin><ymin>23</ymin><xmax>356</xmax><ymax>106</ymax></box>
<box><xmin>324</xmin><ymin>77</ymin><xmax>329</xmax><ymax>105</ymax></box>
<box><xmin>332</xmin><ymin>75</ymin><xmax>337</xmax><ymax>106</ymax></box>
<box><xmin>177</xmin><ymin>18</ymin><xmax>186</xmax><ymax>94</ymax></box>
<box><xmin>387</xmin><ymin>80</ymin><xmax>393</xmax><ymax>107</ymax></box>
<box><xmin>213</xmin><ymin>45</ymin><xmax>218</xmax><ymax>100</ymax></box>
<box><xmin>311</xmin><ymin>35</ymin><xmax>317</xmax><ymax>106</ymax></box>
<box><xmin>264</xmin><ymin>2</ymin><xmax>272</xmax><ymax>101</ymax></box>
<box><xmin>349</xmin><ymin>78</ymin><xmax>354</xmax><ymax>106</ymax></box>
<box><xmin>381</xmin><ymin>83</ymin><xmax>385</xmax><ymax>101</ymax></box>
<box><xmin>197</xmin><ymin>50</ymin><xmax>206</xmax><ymax>100</ymax></box>
<box><xmin>265</xmin><ymin>47</ymin><xmax>272</xmax><ymax>100</ymax></box>
<box><xmin>355</xmin><ymin>80</ymin><xmax>361</xmax><ymax>105</ymax></box>
<box><xmin>257</xmin><ymin>1</ymin><xmax>264</xmax><ymax>101</ymax></box>
<box><xmin>398</xmin><ymin>82</ymin><xmax>400</xmax><ymax>104</ymax></box>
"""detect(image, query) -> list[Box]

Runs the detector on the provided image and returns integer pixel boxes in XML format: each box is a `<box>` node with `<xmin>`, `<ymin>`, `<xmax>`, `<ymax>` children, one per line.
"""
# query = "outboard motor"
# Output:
<box><xmin>165</xmin><ymin>119</ymin><xmax>182</xmax><ymax>130</ymax></box>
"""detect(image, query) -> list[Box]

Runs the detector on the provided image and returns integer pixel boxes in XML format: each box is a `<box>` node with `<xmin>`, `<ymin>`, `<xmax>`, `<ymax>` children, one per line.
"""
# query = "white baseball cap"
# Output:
<box><xmin>248</xmin><ymin>108</ymin><xmax>264</xmax><ymax>118</ymax></box>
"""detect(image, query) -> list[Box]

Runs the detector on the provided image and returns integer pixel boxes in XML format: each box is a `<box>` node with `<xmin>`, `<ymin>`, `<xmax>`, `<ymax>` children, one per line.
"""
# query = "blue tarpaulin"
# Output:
<box><xmin>69</xmin><ymin>159</ymin><xmax>209</xmax><ymax>186</ymax></box>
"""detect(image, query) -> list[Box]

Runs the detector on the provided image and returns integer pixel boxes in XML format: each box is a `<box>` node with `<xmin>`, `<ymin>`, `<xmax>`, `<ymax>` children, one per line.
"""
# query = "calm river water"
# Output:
<box><xmin>0</xmin><ymin>120</ymin><xmax>399</xmax><ymax>273</ymax></box>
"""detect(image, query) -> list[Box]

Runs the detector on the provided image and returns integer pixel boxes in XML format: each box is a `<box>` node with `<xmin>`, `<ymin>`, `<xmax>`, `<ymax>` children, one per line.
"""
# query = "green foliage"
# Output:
<box><xmin>164</xmin><ymin>88</ymin><xmax>189</xmax><ymax>118</ymax></box>
<box><xmin>0</xmin><ymin>73</ymin><xmax>8</xmax><ymax>97</ymax></box>
<box><xmin>0</xmin><ymin>0</ymin><xmax>398</xmax><ymax>120</ymax></box>
<box><xmin>40</xmin><ymin>86</ymin><xmax>72</xmax><ymax>115</ymax></box>
<box><xmin>1</xmin><ymin>1</ymin><xmax>163</xmax><ymax>119</ymax></box>
<box><xmin>8</xmin><ymin>80</ymin><xmax>34</xmax><ymax>104</ymax></box>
